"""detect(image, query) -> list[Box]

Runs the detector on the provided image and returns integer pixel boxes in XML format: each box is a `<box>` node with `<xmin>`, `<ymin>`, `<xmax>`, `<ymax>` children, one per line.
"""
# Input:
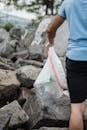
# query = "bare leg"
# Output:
<box><xmin>69</xmin><ymin>102</ymin><xmax>85</xmax><ymax>130</ymax></box>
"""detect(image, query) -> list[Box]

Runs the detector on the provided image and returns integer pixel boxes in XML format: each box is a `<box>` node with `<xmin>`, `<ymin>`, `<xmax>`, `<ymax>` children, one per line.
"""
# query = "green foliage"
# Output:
<box><xmin>3</xmin><ymin>23</ymin><xmax>14</xmax><ymax>31</ymax></box>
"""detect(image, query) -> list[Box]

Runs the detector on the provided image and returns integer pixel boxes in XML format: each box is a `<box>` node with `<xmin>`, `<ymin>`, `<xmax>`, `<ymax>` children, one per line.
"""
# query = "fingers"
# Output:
<box><xmin>45</xmin><ymin>42</ymin><xmax>54</xmax><ymax>56</ymax></box>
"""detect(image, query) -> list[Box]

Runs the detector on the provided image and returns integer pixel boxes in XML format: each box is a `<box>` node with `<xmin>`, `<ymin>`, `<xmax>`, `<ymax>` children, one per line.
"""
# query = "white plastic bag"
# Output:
<box><xmin>34</xmin><ymin>47</ymin><xmax>67</xmax><ymax>89</ymax></box>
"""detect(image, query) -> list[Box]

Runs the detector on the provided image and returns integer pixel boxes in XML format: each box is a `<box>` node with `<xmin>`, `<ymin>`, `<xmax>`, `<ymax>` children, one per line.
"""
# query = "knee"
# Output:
<box><xmin>71</xmin><ymin>108</ymin><xmax>83</xmax><ymax>118</ymax></box>
<box><xmin>71</xmin><ymin>103</ymin><xmax>85</xmax><ymax>116</ymax></box>
<box><xmin>69</xmin><ymin>103</ymin><xmax>85</xmax><ymax>130</ymax></box>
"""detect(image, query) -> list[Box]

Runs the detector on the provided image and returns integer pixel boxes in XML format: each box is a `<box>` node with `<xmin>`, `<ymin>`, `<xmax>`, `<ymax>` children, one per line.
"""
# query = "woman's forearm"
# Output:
<box><xmin>47</xmin><ymin>15</ymin><xmax>65</xmax><ymax>44</ymax></box>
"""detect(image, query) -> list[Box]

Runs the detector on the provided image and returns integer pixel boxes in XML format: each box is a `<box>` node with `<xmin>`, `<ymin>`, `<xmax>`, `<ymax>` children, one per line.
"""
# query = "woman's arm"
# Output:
<box><xmin>47</xmin><ymin>15</ymin><xmax>65</xmax><ymax>45</ymax></box>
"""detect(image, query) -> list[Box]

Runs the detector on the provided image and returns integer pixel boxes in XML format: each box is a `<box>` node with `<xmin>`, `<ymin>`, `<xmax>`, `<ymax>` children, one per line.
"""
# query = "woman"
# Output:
<box><xmin>47</xmin><ymin>0</ymin><xmax>87</xmax><ymax>130</ymax></box>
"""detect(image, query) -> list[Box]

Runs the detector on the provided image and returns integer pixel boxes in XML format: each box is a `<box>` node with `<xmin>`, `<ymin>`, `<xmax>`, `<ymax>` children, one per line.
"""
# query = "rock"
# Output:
<box><xmin>29</xmin><ymin>44</ymin><xmax>45</xmax><ymax>62</ymax></box>
<box><xmin>9</xmin><ymin>108</ymin><xmax>29</xmax><ymax>128</ymax></box>
<box><xmin>0</xmin><ymin>28</ymin><xmax>10</xmax><ymax>42</ymax></box>
<box><xmin>54</xmin><ymin>22</ymin><xmax>68</xmax><ymax>57</ymax></box>
<box><xmin>16</xmin><ymin>65</ymin><xmax>41</xmax><ymax>88</ymax></box>
<box><xmin>0</xmin><ymin>100</ymin><xmax>29</xmax><ymax>129</ymax></box>
<box><xmin>0</xmin><ymin>56</ymin><xmax>14</xmax><ymax>67</ymax></box>
<box><xmin>0</xmin><ymin>40</ymin><xmax>20</xmax><ymax>58</ymax></box>
<box><xmin>0</xmin><ymin>56</ymin><xmax>14</xmax><ymax>70</ymax></box>
<box><xmin>9</xmin><ymin>39</ymin><xmax>20</xmax><ymax>52</ymax></box>
<box><xmin>0</xmin><ymin>29</ymin><xmax>19</xmax><ymax>58</ymax></box>
<box><xmin>9</xmin><ymin>27</ymin><xmax>25</xmax><ymax>40</ymax></box>
<box><xmin>31</xmin><ymin>16</ymin><xmax>52</xmax><ymax>45</ymax></box>
<box><xmin>0</xmin><ymin>56</ymin><xmax>13</xmax><ymax>65</ymax></box>
<box><xmin>0</xmin><ymin>40</ymin><xmax>12</xmax><ymax>57</ymax></box>
<box><xmin>0</xmin><ymin>61</ymin><xmax>14</xmax><ymax>70</ymax></box>
<box><xmin>21</xmin><ymin>29</ymin><xmax>35</xmax><ymax>49</ymax></box>
<box><xmin>23</xmin><ymin>82</ymin><xmax>70</xmax><ymax>129</ymax></box>
<box><xmin>10</xmin><ymin>50</ymin><xmax>29</xmax><ymax>62</ymax></box>
<box><xmin>0</xmin><ymin>69</ymin><xmax>20</xmax><ymax>104</ymax></box>
<box><xmin>15</xmin><ymin>58</ymin><xmax>44</xmax><ymax>69</ymax></box>
<box><xmin>0</xmin><ymin>110</ymin><xmax>12</xmax><ymax>130</ymax></box>
<box><xmin>15</xmin><ymin>28</ymin><xmax>36</xmax><ymax>52</ymax></box>
<box><xmin>34</xmin><ymin>127</ymin><xmax>68</xmax><ymax>130</ymax></box>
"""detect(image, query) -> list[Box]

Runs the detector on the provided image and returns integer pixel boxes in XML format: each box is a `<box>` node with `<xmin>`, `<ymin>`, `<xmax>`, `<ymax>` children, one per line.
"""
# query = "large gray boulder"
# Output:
<box><xmin>0</xmin><ymin>39</ymin><xmax>20</xmax><ymax>58</ymax></box>
<box><xmin>16</xmin><ymin>65</ymin><xmax>41</xmax><ymax>88</ymax></box>
<box><xmin>9</xmin><ymin>27</ymin><xmax>25</xmax><ymax>40</ymax></box>
<box><xmin>0</xmin><ymin>100</ymin><xmax>29</xmax><ymax>129</ymax></box>
<box><xmin>15</xmin><ymin>58</ymin><xmax>44</xmax><ymax>69</ymax></box>
<box><xmin>54</xmin><ymin>21</ymin><xmax>68</xmax><ymax>57</ymax></box>
<box><xmin>21</xmin><ymin>29</ymin><xmax>35</xmax><ymax>49</ymax></box>
<box><xmin>0</xmin><ymin>29</ymin><xmax>16</xmax><ymax>58</ymax></box>
<box><xmin>29</xmin><ymin>44</ymin><xmax>45</xmax><ymax>61</ymax></box>
<box><xmin>0</xmin><ymin>69</ymin><xmax>20</xmax><ymax>103</ymax></box>
<box><xmin>31</xmin><ymin>16</ymin><xmax>52</xmax><ymax>46</ymax></box>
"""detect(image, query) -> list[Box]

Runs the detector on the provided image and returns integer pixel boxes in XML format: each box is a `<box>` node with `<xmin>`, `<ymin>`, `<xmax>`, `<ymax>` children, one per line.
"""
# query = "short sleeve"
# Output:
<box><xmin>58</xmin><ymin>1</ymin><xmax>66</xmax><ymax>18</ymax></box>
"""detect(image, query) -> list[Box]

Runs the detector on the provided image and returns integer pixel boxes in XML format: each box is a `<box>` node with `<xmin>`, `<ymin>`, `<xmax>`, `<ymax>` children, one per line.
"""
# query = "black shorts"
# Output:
<box><xmin>66</xmin><ymin>57</ymin><xmax>87</xmax><ymax>103</ymax></box>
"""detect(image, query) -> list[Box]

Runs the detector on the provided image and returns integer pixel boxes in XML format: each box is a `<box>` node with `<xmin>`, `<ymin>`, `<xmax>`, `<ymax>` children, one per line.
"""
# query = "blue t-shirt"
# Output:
<box><xmin>58</xmin><ymin>0</ymin><xmax>87</xmax><ymax>61</ymax></box>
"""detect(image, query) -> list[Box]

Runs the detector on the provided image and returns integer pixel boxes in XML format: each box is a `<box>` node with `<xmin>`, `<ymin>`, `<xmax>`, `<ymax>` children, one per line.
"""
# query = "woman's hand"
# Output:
<box><xmin>45</xmin><ymin>42</ymin><xmax>54</xmax><ymax>53</ymax></box>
